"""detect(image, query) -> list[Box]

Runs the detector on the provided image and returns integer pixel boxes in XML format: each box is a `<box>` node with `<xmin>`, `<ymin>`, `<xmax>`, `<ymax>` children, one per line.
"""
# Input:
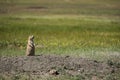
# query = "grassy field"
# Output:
<box><xmin>0</xmin><ymin>0</ymin><xmax>120</xmax><ymax>60</ymax></box>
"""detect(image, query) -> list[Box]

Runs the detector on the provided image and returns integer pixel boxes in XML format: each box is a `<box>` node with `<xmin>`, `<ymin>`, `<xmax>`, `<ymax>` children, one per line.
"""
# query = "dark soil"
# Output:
<box><xmin>0</xmin><ymin>54</ymin><xmax>120</xmax><ymax>80</ymax></box>
<box><xmin>27</xmin><ymin>6</ymin><xmax>47</xmax><ymax>9</ymax></box>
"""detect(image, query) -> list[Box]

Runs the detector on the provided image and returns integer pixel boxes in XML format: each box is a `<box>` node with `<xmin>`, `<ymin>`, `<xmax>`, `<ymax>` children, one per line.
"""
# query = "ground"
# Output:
<box><xmin>0</xmin><ymin>54</ymin><xmax>120</xmax><ymax>80</ymax></box>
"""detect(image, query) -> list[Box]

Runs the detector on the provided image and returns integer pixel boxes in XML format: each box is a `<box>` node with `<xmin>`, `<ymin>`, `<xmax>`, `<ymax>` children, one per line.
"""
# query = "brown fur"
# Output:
<box><xmin>26</xmin><ymin>35</ymin><xmax>35</xmax><ymax>56</ymax></box>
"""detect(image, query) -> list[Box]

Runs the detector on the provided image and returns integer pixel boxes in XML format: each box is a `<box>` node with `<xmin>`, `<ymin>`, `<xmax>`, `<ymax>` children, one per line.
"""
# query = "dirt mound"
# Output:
<box><xmin>0</xmin><ymin>54</ymin><xmax>120</xmax><ymax>79</ymax></box>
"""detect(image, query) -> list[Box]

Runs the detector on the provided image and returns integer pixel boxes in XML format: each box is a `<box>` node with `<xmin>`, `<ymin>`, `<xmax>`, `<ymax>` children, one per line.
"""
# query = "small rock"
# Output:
<box><xmin>49</xmin><ymin>69</ymin><xmax>59</xmax><ymax>75</ymax></box>
<box><xmin>65</xmin><ymin>55</ymin><xmax>70</xmax><ymax>58</ymax></box>
<box><xmin>78</xmin><ymin>68</ymin><xmax>84</xmax><ymax>73</ymax></box>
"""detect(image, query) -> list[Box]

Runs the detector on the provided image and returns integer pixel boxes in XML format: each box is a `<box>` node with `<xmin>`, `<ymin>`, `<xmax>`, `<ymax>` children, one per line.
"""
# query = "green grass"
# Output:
<box><xmin>0</xmin><ymin>0</ymin><xmax>120</xmax><ymax>60</ymax></box>
<box><xmin>0</xmin><ymin>74</ymin><xmax>89</xmax><ymax>80</ymax></box>
<box><xmin>0</xmin><ymin>15</ymin><xmax>120</xmax><ymax>60</ymax></box>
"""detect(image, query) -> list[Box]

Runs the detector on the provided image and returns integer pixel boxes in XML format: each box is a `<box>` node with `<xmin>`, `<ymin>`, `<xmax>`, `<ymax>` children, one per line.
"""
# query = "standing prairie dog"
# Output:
<box><xmin>26</xmin><ymin>35</ymin><xmax>35</xmax><ymax>56</ymax></box>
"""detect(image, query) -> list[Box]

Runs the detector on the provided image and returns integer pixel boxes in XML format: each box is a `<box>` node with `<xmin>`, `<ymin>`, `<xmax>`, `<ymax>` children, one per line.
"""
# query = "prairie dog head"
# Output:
<box><xmin>28</xmin><ymin>35</ymin><xmax>34</xmax><ymax>41</ymax></box>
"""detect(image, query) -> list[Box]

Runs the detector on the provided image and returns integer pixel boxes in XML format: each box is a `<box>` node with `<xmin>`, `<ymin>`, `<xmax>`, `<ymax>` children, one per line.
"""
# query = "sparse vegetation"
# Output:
<box><xmin>0</xmin><ymin>55</ymin><xmax>120</xmax><ymax>80</ymax></box>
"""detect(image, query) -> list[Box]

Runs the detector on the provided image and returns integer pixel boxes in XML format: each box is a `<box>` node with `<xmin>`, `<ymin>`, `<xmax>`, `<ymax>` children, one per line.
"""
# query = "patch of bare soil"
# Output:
<box><xmin>27</xmin><ymin>6</ymin><xmax>47</xmax><ymax>10</ymax></box>
<box><xmin>0</xmin><ymin>54</ymin><xmax>120</xmax><ymax>80</ymax></box>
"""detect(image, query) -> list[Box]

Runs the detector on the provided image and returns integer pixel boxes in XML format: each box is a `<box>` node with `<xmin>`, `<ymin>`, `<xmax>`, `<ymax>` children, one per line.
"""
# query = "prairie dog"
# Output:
<box><xmin>26</xmin><ymin>35</ymin><xmax>35</xmax><ymax>56</ymax></box>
